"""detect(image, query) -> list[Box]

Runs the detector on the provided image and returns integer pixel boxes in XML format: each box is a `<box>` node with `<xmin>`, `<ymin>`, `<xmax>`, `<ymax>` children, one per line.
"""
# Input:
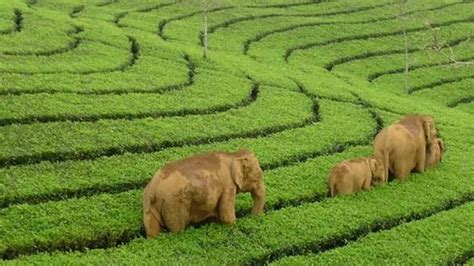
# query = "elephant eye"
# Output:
<box><xmin>243</xmin><ymin>165</ymin><xmax>250</xmax><ymax>174</ymax></box>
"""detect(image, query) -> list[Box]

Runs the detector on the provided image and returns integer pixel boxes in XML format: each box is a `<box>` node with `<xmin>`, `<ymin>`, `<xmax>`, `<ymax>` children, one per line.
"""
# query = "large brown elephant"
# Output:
<box><xmin>328</xmin><ymin>157</ymin><xmax>384</xmax><ymax>197</ymax></box>
<box><xmin>373</xmin><ymin>115</ymin><xmax>437</xmax><ymax>181</ymax></box>
<box><xmin>426</xmin><ymin>138</ymin><xmax>444</xmax><ymax>169</ymax></box>
<box><xmin>142</xmin><ymin>150</ymin><xmax>265</xmax><ymax>238</ymax></box>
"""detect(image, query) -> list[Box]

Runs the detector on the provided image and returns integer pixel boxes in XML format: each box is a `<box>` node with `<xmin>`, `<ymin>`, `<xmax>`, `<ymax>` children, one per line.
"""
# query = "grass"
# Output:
<box><xmin>4</xmin><ymin>124</ymin><xmax>473</xmax><ymax>263</ymax></box>
<box><xmin>272</xmin><ymin>201</ymin><xmax>474</xmax><ymax>265</ymax></box>
<box><xmin>0</xmin><ymin>85</ymin><xmax>313</xmax><ymax>165</ymax></box>
<box><xmin>0</xmin><ymin>0</ymin><xmax>473</xmax><ymax>264</ymax></box>
<box><xmin>0</xmin><ymin>68</ymin><xmax>252</xmax><ymax>125</ymax></box>
<box><xmin>0</xmin><ymin>100</ymin><xmax>373</xmax><ymax>207</ymax></box>
<box><xmin>0</xmin><ymin>146</ymin><xmax>373</xmax><ymax>259</ymax></box>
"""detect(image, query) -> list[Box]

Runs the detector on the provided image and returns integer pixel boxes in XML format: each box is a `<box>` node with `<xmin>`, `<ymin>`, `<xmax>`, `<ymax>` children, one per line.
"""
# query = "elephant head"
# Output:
<box><xmin>369</xmin><ymin>157</ymin><xmax>385</xmax><ymax>186</ymax></box>
<box><xmin>232</xmin><ymin>150</ymin><xmax>265</xmax><ymax>215</ymax></box>
<box><xmin>427</xmin><ymin>138</ymin><xmax>444</xmax><ymax>168</ymax></box>
<box><xmin>436</xmin><ymin>138</ymin><xmax>445</xmax><ymax>161</ymax></box>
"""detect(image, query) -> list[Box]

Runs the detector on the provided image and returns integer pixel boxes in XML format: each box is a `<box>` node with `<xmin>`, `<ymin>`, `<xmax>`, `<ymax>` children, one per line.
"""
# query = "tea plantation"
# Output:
<box><xmin>0</xmin><ymin>0</ymin><xmax>473</xmax><ymax>264</ymax></box>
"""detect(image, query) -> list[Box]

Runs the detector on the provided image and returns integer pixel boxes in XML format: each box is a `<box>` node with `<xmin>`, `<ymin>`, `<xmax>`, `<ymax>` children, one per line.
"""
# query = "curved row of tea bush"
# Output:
<box><xmin>0</xmin><ymin>29</ymin><xmax>189</xmax><ymax>95</ymax></box>
<box><xmin>0</xmin><ymin>68</ymin><xmax>252</xmax><ymax>125</ymax></box>
<box><xmin>200</xmin><ymin>1</ymin><xmax>457</xmax><ymax>54</ymax></box>
<box><xmin>5</xmin><ymin>120</ymin><xmax>473</xmax><ymax>264</ymax></box>
<box><xmin>0</xmin><ymin>99</ymin><xmax>375</xmax><ymax>207</ymax></box>
<box><xmin>289</xmin><ymin>18</ymin><xmax>472</xmax><ymax>70</ymax></box>
<box><xmin>0</xmin><ymin>85</ymin><xmax>313</xmax><ymax>166</ymax></box>
<box><xmin>1</xmin><ymin>117</ymin><xmax>471</xmax><ymax>260</ymax></box>
<box><xmin>203</xmin><ymin>1</ymin><xmax>394</xmax><ymax>48</ymax></box>
<box><xmin>332</xmin><ymin>71</ymin><xmax>474</xmax><ymax>125</ymax></box>
<box><xmin>0</xmin><ymin>145</ymin><xmax>374</xmax><ymax>259</ymax></box>
<box><xmin>0</xmin><ymin>39</ymin><xmax>131</xmax><ymax>74</ymax></box>
<box><xmin>456</xmin><ymin>101</ymin><xmax>474</xmax><ymax>114</ymax></box>
<box><xmin>247</xmin><ymin>2</ymin><xmax>473</xmax><ymax>62</ymax></box>
<box><xmin>0</xmin><ymin>4</ymin><xmax>75</xmax><ymax>55</ymax></box>
<box><xmin>334</xmin><ymin>30</ymin><xmax>472</xmax><ymax>75</ymax></box>
<box><xmin>0</xmin><ymin>7</ymin><xmax>21</xmax><ymax>34</ymax></box>
<box><xmin>210</xmin><ymin>1</ymin><xmax>465</xmax><ymax>58</ymax></box>
<box><xmin>372</xmin><ymin>62</ymin><xmax>474</xmax><ymax>95</ymax></box>
<box><xmin>116</xmin><ymin>0</ymin><xmax>414</xmax><ymax>55</ymax></box>
<box><xmin>1</xmin><ymin>0</ymin><xmax>472</xmax><ymax>264</ymax></box>
<box><xmin>160</xmin><ymin>0</ymin><xmax>400</xmax><ymax>45</ymax></box>
<box><xmin>333</xmin><ymin>35</ymin><xmax>473</xmax><ymax>81</ymax></box>
<box><xmin>272</xmin><ymin>201</ymin><xmax>474</xmax><ymax>265</ymax></box>
<box><xmin>412</xmin><ymin>78</ymin><xmax>474</xmax><ymax>109</ymax></box>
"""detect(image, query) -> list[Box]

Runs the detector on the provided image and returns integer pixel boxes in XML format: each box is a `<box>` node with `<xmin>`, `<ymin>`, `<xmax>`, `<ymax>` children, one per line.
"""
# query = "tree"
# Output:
<box><xmin>397</xmin><ymin>0</ymin><xmax>473</xmax><ymax>95</ymax></box>
<box><xmin>427</xmin><ymin>26</ymin><xmax>473</xmax><ymax>68</ymax></box>
<box><xmin>398</xmin><ymin>0</ymin><xmax>410</xmax><ymax>94</ymax></box>
<box><xmin>178</xmin><ymin>0</ymin><xmax>234</xmax><ymax>59</ymax></box>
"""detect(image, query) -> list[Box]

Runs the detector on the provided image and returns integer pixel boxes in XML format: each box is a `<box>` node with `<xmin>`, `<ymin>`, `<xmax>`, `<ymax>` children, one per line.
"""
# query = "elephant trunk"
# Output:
<box><xmin>251</xmin><ymin>182</ymin><xmax>265</xmax><ymax>215</ymax></box>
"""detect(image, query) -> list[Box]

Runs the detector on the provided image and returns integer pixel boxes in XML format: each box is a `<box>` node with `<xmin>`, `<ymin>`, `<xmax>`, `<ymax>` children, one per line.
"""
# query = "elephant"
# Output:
<box><xmin>373</xmin><ymin>115</ymin><xmax>437</xmax><ymax>181</ymax></box>
<box><xmin>142</xmin><ymin>150</ymin><xmax>265</xmax><ymax>238</ymax></box>
<box><xmin>328</xmin><ymin>157</ymin><xmax>384</xmax><ymax>197</ymax></box>
<box><xmin>426</xmin><ymin>138</ymin><xmax>444</xmax><ymax>169</ymax></box>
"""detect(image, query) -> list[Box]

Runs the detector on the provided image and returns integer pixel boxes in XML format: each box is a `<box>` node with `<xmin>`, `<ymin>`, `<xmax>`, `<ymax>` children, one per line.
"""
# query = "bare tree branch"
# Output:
<box><xmin>426</xmin><ymin>25</ymin><xmax>474</xmax><ymax>68</ymax></box>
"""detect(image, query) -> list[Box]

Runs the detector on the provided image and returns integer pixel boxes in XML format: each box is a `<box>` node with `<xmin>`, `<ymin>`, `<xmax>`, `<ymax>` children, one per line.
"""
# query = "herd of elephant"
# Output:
<box><xmin>329</xmin><ymin>114</ymin><xmax>444</xmax><ymax>197</ymax></box>
<box><xmin>142</xmin><ymin>115</ymin><xmax>444</xmax><ymax>238</ymax></box>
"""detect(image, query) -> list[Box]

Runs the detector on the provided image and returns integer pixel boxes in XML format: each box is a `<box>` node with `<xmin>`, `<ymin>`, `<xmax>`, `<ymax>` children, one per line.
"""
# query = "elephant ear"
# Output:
<box><xmin>369</xmin><ymin>158</ymin><xmax>377</xmax><ymax>176</ymax></box>
<box><xmin>232</xmin><ymin>157</ymin><xmax>248</xmax><ymax>190</ymax></box>
<box><xmin>437</xmin><ymin>139</ymin><xmax>445</xmax><ymax>153</ymax></box>
<box><xmin>422</xmin><ymin>117</ymin><xmax>436</xmax><ymax>144</ymax></box>
<box><xmin>437</xmin><ymin>139</ymin><xmax>445</xmax><ymax>162</ymax></box>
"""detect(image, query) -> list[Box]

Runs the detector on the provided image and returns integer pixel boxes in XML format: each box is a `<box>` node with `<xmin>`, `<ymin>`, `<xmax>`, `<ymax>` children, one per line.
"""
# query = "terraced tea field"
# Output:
<box><xmin>0</xmin><ymin>0</ymin><xmax>473</xmax><ymax>264</ymax></box>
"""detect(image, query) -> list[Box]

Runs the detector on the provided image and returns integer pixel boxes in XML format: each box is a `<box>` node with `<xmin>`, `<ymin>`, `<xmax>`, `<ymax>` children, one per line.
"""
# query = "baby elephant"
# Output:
<box><xmin>426</xmin><ymin>138</ymin><xmax>444</xmax><ymax>169</ymax></box>
<box><xmin>143</xmin><ymin>150</ymin><xmax>265</xmax><ymax>238</ymax></box>
<box><xmin>328</xmin><ymin>157</ymin><xmax>384</xmax><ymax>197</ymax></box>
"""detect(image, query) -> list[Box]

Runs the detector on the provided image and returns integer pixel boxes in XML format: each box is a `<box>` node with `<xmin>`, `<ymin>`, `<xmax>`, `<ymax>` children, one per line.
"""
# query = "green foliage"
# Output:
<box><xmin>0</xmin><ymin>68</ymin><xmax>252</xmax><ymax>124</ymax></box>
<box><xmin>0</xmin><ymin>86</ymin><xmax>313</xmax><ymax>165</ymax></box>
<box><xmin>0</xmin><ymin>100</ymin><xmax>373</xmax><ymax>207</ymax></box>
<box><xmin>332</xmin><ymin>27</ymin><xmax>474</xmax><ymax>79</ymax></box>
<box><xmin>272</xmin><ymin>202</ymin><xmax>474</xmax><ymax>265</ymax></box>
<box><xmin>0</xmin><ymin>146</ymin><xmax>371</xmax><ymax>259</ymax></box>
<box><xmin>0</xmin><ymin>0</ymin><xmax>472</xmax><ymax>264</ymax></box>
<box><xmin>5</xmin><ymin>123</ymin><xmax>473</xmax><ymax>263</ymax></box>
<box><xmin>412</xmin><ymin>78</ymin><xmax>473</xmax><ymax>108</ymax></box>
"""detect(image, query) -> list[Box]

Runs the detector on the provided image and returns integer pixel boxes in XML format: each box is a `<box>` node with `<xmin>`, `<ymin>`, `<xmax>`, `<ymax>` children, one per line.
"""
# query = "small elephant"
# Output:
<box><xmin>328</xmin><ymin>157</ymin><xmax>384</xmax><ymax>197</ymax></box>
<box><xmin>373</xmin><ymin>115</ymin><xmax>437</xmax><ymax>181</ymax></box>
<box><xmin>426</xmin><ymin>138</ymin><xmax>444</xmax><ymax>169</ymax></box>
<box><xmin>143</xmin><ymin>150</ymin><xmax>265</xmax><ymax>238</ymax></box>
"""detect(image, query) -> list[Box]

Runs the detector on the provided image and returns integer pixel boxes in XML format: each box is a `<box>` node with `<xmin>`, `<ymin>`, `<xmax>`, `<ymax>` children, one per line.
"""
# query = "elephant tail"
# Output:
<box><xmin>382</xmin><ymin>146</ymin><xmax>390</xmax><ymax>182</ymax></box>
<box><xmin>328</xmin><ymin>166</ymin><xmax>343</xmax><ymax>197</ymax></box>
<box><xmin>328</xmin><ymin>172</ymin><xmax>337</xmax><ymax>197</ymax></box>
<box><xmin>143</xmin><ymin>186</ymin><xmax>163</xmax><ymax>238</ymax></box>
<box><xmin>329</xmin><ymin>182</ymin><xmax>336</xmax><ymax>197</ymax></box>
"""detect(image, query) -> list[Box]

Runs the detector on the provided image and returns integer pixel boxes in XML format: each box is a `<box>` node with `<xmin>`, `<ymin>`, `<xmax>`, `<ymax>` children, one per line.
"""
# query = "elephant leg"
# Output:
<box><xmin>414</xmin><ymin>145</ymin><xmax>427</xmax><ymax>173</ymax></box>
<box><xmin>162</xmin><ymin>200</ymin><xmax>190</xmax><ymax>234</ymax></box>
<box><xmin>218</xmin><ymin>189</ymin><xmax>236</xmax><ymax>224</ymax></box>
<box><xmin>394</xmin><ymin>160</ymin><xmax>411</xmax><ymax>181</ymax></box>
<box><xmin>362</xmin><ymin>176</ymin><xmax>371</xmax><ymax>191</ymax></box>
<box><xmin>143</xmin><ymin>209</ymin><xmax>161</xmax><ymax>238</ymax></box>
<box><xmin>335</xmin><ymin>180</ymin><xmax>353</xmax><ymax>195</ymax></box>
<box><xmin>337</xmin><ymin>186</ymin><xmax>353</xmax><ymax>195</ymax></box>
